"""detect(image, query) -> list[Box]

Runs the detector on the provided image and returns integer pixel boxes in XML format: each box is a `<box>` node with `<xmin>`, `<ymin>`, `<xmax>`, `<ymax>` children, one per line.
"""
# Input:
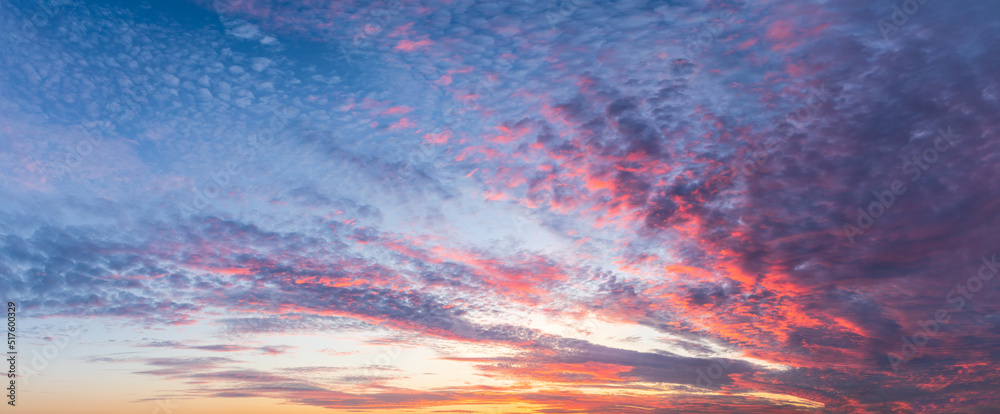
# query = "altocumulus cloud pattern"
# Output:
<box><xmin>1</xmin><ymin>0</ymin><xmax>1000</xmax><ymax>413</ymax></box>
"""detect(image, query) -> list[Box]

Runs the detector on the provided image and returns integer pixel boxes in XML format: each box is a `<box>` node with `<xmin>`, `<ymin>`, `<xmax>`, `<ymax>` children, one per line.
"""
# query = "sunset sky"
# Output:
<box><xmin>2</xmin><ymin>0</ymin><xmax>1000</xmax><ymax>413</ymax></box>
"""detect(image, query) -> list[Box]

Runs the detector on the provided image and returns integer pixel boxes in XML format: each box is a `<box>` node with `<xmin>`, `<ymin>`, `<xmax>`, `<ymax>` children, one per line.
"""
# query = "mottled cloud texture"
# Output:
<box><xmin>2</xmin><ymin>0</ymin><xmax>999</xmax><ymax>412</ymax></box>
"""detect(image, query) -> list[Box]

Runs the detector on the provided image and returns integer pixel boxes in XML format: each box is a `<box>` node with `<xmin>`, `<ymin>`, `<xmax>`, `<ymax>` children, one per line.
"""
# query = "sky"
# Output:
<box><xmin>1</xmin><ymin>0</ymin><xmax>999</xmax><ymax>413</ymax></box>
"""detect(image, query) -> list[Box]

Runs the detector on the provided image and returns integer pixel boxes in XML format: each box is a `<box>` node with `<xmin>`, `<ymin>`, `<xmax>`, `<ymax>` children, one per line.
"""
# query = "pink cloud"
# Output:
<box><xmin>389</xmin><ymin>22</ymin><xmax>414</xmax><ymax>38</ymax></box>
<box><xmin>434</xmin><ymin>75</ymin><xmax>452</xmax><ymax>86</ymax></box>
<box><xmin>389</xmin><ymin>118</ymin><xmax>417</xmax><ymax>130</ymax></box>
<box><xmin>423</xmin><ymin>130</ymin><xmax>451</xmax><ymax>144</ymax></box>
<box><xmin>394</xmin><ymin>39</ymin><xmax>433</xmax><ymax>51</ymax></box>
<box><xmin>382</xmin><ymin>106</ymin><xmax>413</xmax><ymax>115</ymax></box>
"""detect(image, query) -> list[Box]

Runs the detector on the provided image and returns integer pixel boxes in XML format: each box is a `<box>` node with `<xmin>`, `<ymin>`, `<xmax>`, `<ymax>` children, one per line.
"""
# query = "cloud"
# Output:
<box><xmin>3</xmin><ymin>0</ymin><xmax>1000</xmax><ymax>412</ymax></box>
